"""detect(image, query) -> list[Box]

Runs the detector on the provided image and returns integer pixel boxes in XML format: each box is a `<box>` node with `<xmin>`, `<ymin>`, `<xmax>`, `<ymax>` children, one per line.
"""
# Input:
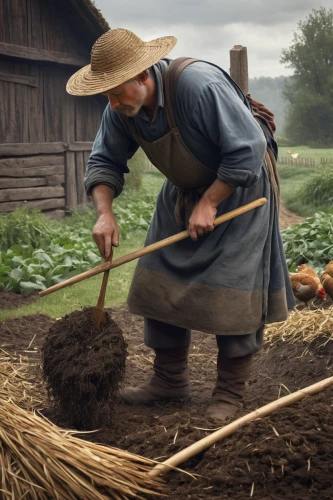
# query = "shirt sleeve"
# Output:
<box><xmin>85</xmin><ymin>105</ymin><xmax>139</xmax><ymax>197</ymax></box>
<box><xmin>191</xmin><ymin>80</ymin><xmax>267</xmax><ymax>188</ymax></box>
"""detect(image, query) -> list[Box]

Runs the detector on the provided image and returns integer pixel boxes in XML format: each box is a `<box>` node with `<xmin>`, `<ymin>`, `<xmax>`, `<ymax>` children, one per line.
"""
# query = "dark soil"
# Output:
<box><xmin>0</xmin><ymin>290</ymin><xmax>39</xmax><ymax>310</ymax></box>
<box><xmin>42</xmin><ymin>307</ymin><xmax>127</xmax><ymax>430</ymax></box>
<box><xmin>1</xmin><ymin>306</ymin><xmax>332</xmax><ymax>499</ymax></box>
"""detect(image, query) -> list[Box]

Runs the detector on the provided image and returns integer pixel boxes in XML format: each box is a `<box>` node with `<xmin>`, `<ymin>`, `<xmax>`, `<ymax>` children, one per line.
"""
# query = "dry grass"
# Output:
<box><xmin>0</xmin><ymin>398</ymin><xmax>164</xmax><ymax>499</ymax></box>
<box><xmin>0</xmin><ymin>353</ymin><xmax>47</xmax><ymax>411</ymax></box>
<box><xmin>0</xmin><ymin>355</ymin><xmax>164</xmax><ymax>499</ymax></box>
<box><xmin>265</xmin><ymin>306</ymin><xmax>333</xmax><ymax>346</ymax></box>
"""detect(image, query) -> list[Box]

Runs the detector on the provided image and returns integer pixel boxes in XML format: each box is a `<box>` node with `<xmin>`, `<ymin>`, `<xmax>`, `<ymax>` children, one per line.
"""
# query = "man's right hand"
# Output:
<box><xmin>91</xmin><ymin>185</ymin><xmax>119</xmax><ymax>260</ymax></box>
<box><xmin>93</xmin><ymin>212</ymin><xmax>119</xmax><ymax>259</ymax></box>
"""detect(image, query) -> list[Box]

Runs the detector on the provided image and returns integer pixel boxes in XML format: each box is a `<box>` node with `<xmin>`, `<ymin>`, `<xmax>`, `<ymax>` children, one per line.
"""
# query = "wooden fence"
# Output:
<box><xmin>278</xmin><ymin>157</ymin><xmax>333</xmax><ymax>167</ymax></box>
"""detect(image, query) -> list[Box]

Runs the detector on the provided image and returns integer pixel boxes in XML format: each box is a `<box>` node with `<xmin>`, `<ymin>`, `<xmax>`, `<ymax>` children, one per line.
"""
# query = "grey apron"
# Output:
<box><xmin>126</xmin><ymin>58</ymin><xmax>291</xmax><ymax>336</ymax></box>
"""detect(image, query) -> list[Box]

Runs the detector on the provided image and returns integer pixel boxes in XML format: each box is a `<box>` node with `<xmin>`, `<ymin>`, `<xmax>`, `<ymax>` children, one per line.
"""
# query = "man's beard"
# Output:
<box><xmin>116</xmin><ymin>105</ymin><xmax>140</xmax><ymax>117</ymax></box>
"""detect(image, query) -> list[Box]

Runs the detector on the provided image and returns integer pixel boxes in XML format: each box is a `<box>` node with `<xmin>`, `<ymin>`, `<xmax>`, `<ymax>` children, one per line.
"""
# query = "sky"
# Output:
<box><xmin>93</xmin><ymin>0</ymin><xmax>331</xmax><ymax>78</ymax></box>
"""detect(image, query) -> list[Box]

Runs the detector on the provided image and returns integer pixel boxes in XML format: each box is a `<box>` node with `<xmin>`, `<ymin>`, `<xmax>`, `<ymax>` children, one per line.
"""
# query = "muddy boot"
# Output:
<box><xmin>206</xmin><ymin>353</ymin><xmax>253</xmax><ymax>423</ymax></box>
<box><xmin>120</xmin><ymin>347</ymin><xmax>190</xmax><ymax>405</ymax></box>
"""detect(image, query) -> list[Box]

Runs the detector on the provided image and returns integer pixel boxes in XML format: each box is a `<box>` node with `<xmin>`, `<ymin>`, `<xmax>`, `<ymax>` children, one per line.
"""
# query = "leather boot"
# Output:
<box><xmin>206</xmin><ymin>352</ymin><xmax>253</xmax><ymax>423</ymax></box>
<box><xmin>120</xmin><ymin>346</ymin><xmax>190</xmax><ymax>405</ymax></box>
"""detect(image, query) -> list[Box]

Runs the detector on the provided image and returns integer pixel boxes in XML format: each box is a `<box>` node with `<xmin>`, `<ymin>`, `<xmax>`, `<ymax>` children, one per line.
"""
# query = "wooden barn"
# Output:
<box><xmin>0</xmin><ymin>0</ymin><xmax>109</xmax><ymax>216</ymax></box>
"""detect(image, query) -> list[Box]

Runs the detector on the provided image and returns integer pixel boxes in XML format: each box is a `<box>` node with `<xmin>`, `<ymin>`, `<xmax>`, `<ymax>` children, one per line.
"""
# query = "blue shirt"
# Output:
<box><xmin>85</xmin><ymin>59</ymin><xmax>267</xmax><ymax>196</ymax></box>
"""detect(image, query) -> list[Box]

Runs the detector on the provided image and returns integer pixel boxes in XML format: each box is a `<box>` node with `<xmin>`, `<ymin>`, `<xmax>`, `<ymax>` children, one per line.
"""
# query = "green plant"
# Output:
<box><xmin>0</xmin><ymin>172</ymin><xmax>163</xmax><ymax>296</ymax></box>
<box><xmin>0</xmin><ymin>207</ymin><xmax>56</xmax><ymax>252</ymax></box>
<box><xmin>297</xmin><ymin>167</ymin><xmax>333</xmax><ymax>208</ymax></box>
<box><xmin>282</xmin><ymin>212</ymin><xmax>333</xmax><ymax>272</ymax></box>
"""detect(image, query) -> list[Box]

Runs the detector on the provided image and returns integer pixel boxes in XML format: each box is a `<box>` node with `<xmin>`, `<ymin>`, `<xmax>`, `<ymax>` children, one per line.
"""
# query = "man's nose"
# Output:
<box><xmin>108</xmin><ymin>95</ymin><xmax>119</xmax><ymax>109</ymax></box>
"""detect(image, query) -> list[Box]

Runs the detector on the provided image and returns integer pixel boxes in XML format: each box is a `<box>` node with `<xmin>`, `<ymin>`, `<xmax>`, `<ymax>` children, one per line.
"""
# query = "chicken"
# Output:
<box><xmin>323</xmin><ymin>260</ymin><xmax>333</xmax><ymax>277</ymax></box>
<box><xmin>297</xmin><ymin>264</ymin><xmax>319</xmax><ymax>278</ymax></box>
<box><xmin>287</xmin><ymin>150</ymin><xmax>300</xmax><ymax>160</ymax></box>
<box><xmin>322</xmin><ymin>260</ymin><xmax>333</xmax><ymax>301</ymax></box>
<box><xmin>290</xmin><ymin>264</ymin><xmax>326</xmax><ymax>306</ymax></box>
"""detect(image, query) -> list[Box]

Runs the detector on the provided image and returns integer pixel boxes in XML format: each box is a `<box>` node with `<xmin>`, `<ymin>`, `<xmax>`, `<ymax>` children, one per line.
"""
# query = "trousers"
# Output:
<box><xmin>144</xmin><ymin>318</ymin><xmax>264</xmax><ymax>359</ymax></box>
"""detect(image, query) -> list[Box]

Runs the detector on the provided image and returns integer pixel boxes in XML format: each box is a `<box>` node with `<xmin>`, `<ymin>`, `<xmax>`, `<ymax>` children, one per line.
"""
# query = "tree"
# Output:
<box><xmin>280</xmin><ymin>7</ymin><xmax>333</xmax><ymax>146</ymax></box>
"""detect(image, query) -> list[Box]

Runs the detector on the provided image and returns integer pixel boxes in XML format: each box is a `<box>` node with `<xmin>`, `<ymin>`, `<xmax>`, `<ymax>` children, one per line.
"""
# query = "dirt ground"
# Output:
<box><xmin>1</xmin><ymin>204</ymin><xmax>333</xmax><ymax>499</ymax></box>
<box><xmin>1</xmin><ymin>305</ymin><xmax>332</xmax><ymax>499</ymax></box>
<box><xmin>279</xmin><ymin>202</ymin><xmax>304</xmax><ymax>230</ymax></box>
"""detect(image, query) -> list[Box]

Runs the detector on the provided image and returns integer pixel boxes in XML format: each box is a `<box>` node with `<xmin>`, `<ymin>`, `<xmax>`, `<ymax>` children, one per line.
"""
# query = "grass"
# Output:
<box><xmin>0</xmin><ymin>171</ymin><xmax>165</xmax><ymax>322</ymax></box>
<box><xmin>278</xmin><ymin>164</ymin><xmax>318</xmax><ymax>216</ymax></box>
<box><xmin>278</xmin><ymin>164</ymin><xmax>333</xmax><ymax>216</ymax></box>
<box><xmin>278</xmin><ymin>145</ymin><xmax>333</xmax><ymax>163</ymax></box>
<box><xmin>278</xmin><ymin>144</ymin><xmax>333</xmax><ymax>216</ymax></box>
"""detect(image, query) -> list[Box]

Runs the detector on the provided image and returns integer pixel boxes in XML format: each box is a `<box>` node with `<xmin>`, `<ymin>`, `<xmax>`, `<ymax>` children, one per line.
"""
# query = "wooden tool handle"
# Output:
<box><xmin>39</xmin><ymin>197</ymin><xmax>267</xmax><ymax>297</ymax></box>
<box><xmin>96</xmin><ymin>249</ymin><xmax>113</xmax><ymax>309</ymax></box>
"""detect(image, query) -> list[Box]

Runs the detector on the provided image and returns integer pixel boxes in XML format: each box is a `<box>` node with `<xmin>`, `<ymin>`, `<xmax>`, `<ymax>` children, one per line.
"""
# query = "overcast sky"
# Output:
<box><xmin>93</xmin><ymin>0</ymin><xmax>331</xmax><ymax>78</ymax></box>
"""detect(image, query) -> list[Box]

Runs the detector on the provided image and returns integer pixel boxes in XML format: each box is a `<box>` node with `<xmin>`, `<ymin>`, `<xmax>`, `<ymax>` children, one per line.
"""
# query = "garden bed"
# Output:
<box><xmin>1</xmin><ymin>305</ymin><xmax>332</xmax><ymax>499</ymax></box>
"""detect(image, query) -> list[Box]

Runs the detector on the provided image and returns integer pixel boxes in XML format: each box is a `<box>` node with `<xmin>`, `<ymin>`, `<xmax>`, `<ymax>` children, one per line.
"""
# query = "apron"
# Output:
<box><xmin>126</xmin><ymin>58</ymin><xmax>292</xmax><ymax>335</ymax></box>
<box><xmin>126</xmin><ymin>58</ymin><xmax>217</xmax><ymax>228</ymax></box>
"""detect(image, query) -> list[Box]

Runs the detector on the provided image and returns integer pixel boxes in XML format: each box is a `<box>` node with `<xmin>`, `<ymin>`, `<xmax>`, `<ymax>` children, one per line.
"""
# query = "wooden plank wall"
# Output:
<box><xmin>0</xmin><ymin>154</ymin><xmax>66</xmax><ymax>215</ymax></box>
<box><xmin>0</xmin><ymin>0</ymin><xmax>87</xmax><ymax>55</ymax></box>
<box><xmin>0</xmin><ymin>0</ymin><xmax>107</xmax><ymax>214</ymax></box>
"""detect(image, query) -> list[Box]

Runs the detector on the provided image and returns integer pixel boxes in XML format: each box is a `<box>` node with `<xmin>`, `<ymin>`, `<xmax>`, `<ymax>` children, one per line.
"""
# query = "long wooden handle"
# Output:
<box><xmin>39</xmin><ymin>197</ymin><xmax>267</xmax><ymax>297</ymax></box>
<box><xmin>148</xmin><ymin>375</ymin><xmax>333</xmax><ymax>478</ymax></box>
<box><xmin>96</xmin><ymin>249</ymin><xmax>113</xmax><ymax>309</ymax></box>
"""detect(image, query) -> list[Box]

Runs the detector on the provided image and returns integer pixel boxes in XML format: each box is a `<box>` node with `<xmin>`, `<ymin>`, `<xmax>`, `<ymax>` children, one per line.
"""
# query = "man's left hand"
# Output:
<box><xmin>188</xmin><ymin>200</ymin><xmax>217</xmax><ymax>240</ymax></box>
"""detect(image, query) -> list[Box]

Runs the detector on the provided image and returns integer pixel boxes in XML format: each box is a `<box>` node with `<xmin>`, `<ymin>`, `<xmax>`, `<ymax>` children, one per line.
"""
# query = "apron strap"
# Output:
<box><xmin>163</xmin><ymin>57</ymin><xmax>199</xmax><ymax>129</ymax></box>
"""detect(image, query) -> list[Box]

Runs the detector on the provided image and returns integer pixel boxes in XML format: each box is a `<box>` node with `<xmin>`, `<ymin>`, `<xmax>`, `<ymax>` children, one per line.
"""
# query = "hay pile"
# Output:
<box><xmin>0</xmin><ymin>397</ymin><xmax>164</xmax><ymax>499</ymax></box>
<box><xmin>0</xmin><ymin>353</ymin><xmax>46</xmax><ymax>411</ymax></box>
<box><xmin>42</xmin><ymin>308</ymin><xmax>127</xmax><ymax>430</ymax></box>
<box><xmin>265</xmin><ymin>306</ymin><xmax>333</xmax><ymax>347</ymax></box>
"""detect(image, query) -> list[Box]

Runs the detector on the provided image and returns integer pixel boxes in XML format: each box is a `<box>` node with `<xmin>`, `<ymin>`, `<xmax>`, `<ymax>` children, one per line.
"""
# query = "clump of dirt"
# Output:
<box><xmin>42</xmin><ymin>307</ymin><xmax>127</xmax><ymax>430</ymax></box>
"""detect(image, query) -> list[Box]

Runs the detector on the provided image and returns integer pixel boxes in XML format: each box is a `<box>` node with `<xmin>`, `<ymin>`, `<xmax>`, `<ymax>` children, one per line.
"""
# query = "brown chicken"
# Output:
<box><xmin>290</xmin><ymin>264</ymin><xmax>326</xmax><ymax>306</ymax></box>
<box><xmin>322</xmin><ymin>260</ymin><xmax>333</xmax><ymax>301</ymax></box>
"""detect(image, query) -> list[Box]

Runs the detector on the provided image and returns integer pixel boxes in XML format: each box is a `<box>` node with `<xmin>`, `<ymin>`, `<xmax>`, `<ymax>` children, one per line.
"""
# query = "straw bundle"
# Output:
<box><xmin>0</xmin><ymin>398</ymin><xmax>164</xmax><ymax>499</ymax></box>
<box><xmin>265</xmin><ymin>306</ymin><xmax>333</xmax><ymax>346</ymax></box>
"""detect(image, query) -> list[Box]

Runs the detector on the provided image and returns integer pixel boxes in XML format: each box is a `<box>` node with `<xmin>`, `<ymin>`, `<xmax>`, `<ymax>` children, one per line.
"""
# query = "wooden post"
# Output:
<box><xmin>230</xmin><ymin>45</ymin><xmax>248</xmax><ymax>94</ymax></box>
<box><xmin>64</xmin><ymin>93</ymin><xmax>77</xmax><ymax>208</ymax></box>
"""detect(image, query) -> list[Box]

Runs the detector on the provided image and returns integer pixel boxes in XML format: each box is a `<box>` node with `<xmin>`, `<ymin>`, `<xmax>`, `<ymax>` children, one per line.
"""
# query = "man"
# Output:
<box><xmin>67</xmin><ymin>28</ymin><xmax>294</xmax><ymax>422</ymax></box>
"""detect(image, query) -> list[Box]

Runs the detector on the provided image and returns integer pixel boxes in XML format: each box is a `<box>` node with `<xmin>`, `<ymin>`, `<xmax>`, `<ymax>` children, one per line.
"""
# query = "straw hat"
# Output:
<box><xmin>66</xmin><ymin>28</ymin><xmax>177</xmax><ymax>96</ymax></box>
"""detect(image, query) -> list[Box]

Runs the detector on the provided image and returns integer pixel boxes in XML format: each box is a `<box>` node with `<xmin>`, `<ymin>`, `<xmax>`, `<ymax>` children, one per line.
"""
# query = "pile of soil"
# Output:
<box><xmin>42</xmin><ymin>307</ymin><xmax>127</xmax><ymax>430</ymax></box>
<box><xmin>1</xmin><ymin>306</ymin><xmax>332</xmax><ymax>499</ymax></box>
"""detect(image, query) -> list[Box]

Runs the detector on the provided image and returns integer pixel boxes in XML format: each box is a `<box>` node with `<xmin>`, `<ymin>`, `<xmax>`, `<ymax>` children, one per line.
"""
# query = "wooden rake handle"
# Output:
<box><xmin>39</xmin><ymin>197</ymin><xmax>267</xmax><ymax>297</ymax></box>
<box><xmin>96</xmin><ymin>248</ymin><xmax>114</xmax><ymax>310</ymax></box>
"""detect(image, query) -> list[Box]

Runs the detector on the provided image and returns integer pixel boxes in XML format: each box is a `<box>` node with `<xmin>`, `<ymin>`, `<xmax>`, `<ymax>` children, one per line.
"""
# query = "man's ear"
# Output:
<box><xmin>136</xmin><ymin>69</ymin><xmax>149</xmax><ymax>84</ymax></box>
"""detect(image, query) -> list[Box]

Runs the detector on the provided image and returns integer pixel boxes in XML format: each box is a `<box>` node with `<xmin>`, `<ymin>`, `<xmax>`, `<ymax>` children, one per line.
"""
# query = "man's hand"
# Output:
<box><xmin>91</xmin><ymin>185</ymin><xmax>119</xmax><ymax>259</ymax></box>
<box><xmin>93</xmin><ymin>212</ymin><xmax>119</xmax><ymax>259</ymax></box>
<box><xmin>188</xmin><ymin>200</ymin><xmax>216</xmax><ymax>240</ymax></box>
<box><xmin>188</xmin><ymin>179</ymin><xmax>236</xmax><ymax>241</ymax></box>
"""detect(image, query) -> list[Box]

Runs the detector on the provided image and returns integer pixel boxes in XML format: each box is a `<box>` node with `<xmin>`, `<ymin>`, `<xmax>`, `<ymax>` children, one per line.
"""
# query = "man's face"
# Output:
<box><xmin>103</xmin><ymin>78</ymin><xmax>147</xmax><ymax>117</ymax></box>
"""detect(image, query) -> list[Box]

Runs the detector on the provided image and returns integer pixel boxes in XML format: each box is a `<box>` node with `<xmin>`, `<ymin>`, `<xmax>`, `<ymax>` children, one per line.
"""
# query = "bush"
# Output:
<box><xmin>297</xmin><ymin>167</ymin><xmax>333</xmax><ymax>208</ymax></box>
<box><xmin>0</xmin><ymin>207</ymin><xmax>56</xmax><ymax>252</ymax></box>
<box><xmin>275</xmin><ymin>135</ymin><xmax>295</xmax><ymax>147</ymax></box>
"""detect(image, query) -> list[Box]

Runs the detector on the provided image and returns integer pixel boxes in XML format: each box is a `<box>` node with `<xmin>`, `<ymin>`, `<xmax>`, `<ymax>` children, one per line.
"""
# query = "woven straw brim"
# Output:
<box><xmin>67</xmin><ymin>36</ymin><xmax>177</xmax><ymax>96</ymax></box>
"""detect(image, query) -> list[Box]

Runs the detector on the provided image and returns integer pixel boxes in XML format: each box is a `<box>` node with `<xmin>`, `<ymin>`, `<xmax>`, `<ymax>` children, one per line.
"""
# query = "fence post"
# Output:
<box><xmin>230</xmin><ymin>46</ymin><xmax>248</xmax><ymax>94</ymax></box>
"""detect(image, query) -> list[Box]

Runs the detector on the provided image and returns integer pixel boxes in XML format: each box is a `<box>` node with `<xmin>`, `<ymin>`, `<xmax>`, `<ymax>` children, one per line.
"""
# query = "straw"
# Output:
<box><xmin>265</xmin><ymin>306</ymin><xmax>333</xmax><ymax>346</ymax></box>
<box><xmin>67</xmin><ymin>29</ymin><xmax>177</xmax><ymax>96</ymax></box>
<box><xmin>0</xmin><ymin>397</ymin><xmax>164</xmax><ymax>499</ymax></box>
